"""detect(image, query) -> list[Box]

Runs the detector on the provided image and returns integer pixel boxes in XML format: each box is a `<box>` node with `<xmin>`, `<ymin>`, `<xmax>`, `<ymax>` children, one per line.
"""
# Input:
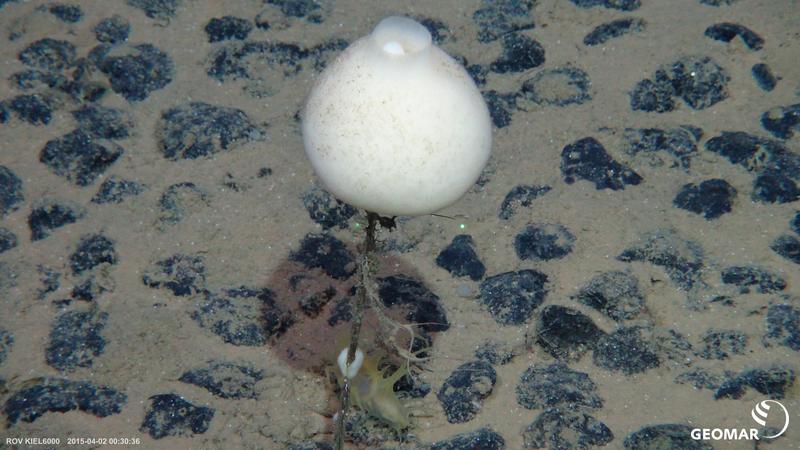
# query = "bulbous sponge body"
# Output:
<box><xmin>302</xmin><ymin>16</ymin><xmax>492</xmax><ymax>216</ymax></box>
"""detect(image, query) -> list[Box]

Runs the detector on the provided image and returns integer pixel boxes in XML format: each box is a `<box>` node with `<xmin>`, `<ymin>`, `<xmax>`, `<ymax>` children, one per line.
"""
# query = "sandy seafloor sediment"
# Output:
<box><xmin>0</xmin><ymin>0</ymin><xmax>799</xmax><ymax>449</ymax></box>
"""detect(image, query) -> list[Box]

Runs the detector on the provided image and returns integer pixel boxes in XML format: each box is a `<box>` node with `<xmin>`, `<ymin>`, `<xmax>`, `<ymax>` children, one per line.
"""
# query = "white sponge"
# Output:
<box><xmin>302</xmin><ymin>16</ymin><xmax>492</xmax><ymax>216</ymax></box>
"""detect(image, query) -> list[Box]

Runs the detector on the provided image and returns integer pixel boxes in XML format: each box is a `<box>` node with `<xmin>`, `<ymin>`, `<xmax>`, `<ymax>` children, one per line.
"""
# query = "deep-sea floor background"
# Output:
<box><xmin>0</xmin><ymin>0</ymin><xmax>798</xmax><ymax>449</ymax></box>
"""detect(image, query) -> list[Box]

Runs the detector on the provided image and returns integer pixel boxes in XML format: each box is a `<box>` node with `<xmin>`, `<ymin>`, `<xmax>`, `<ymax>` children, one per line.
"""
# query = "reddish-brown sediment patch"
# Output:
<box><xmin>263</xmin><ymin>244</ymin><xmax>445</xmax><ymax>375</ymax></box>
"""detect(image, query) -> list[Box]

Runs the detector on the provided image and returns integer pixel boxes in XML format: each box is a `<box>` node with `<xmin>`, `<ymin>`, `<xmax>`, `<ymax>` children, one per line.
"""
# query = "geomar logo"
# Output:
<box><xmin>691</xmin><ymin>399</ymin><xmax>790</xmax><ymax>441</ymax></box>
<box><xmin>751</xmin><ymin>400</ymin><xmax>789</xmax><ymax>439</ymax></box>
